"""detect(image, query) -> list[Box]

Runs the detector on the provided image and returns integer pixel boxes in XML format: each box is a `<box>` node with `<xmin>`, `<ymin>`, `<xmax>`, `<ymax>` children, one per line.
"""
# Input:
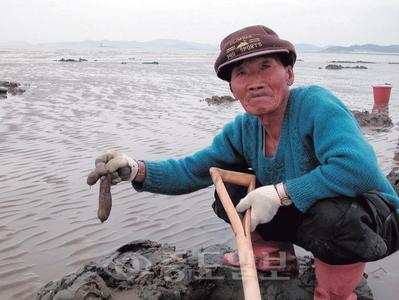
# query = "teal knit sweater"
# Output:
<box><xmin>133</xmin><ymin>85</ymin><xmax>399</xmax><ymax>213</ymax></box>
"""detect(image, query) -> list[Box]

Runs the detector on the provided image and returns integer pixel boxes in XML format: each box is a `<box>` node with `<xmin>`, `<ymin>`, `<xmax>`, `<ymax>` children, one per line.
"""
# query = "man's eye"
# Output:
<box><xmin>236</xmin><ymin>71</ymin><xmax>246</xmax><ymax>76</ymax></box>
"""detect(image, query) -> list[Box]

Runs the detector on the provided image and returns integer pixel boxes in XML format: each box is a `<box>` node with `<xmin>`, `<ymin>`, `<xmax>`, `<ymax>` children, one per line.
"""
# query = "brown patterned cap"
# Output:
<box><xmin>215</xmin><ymin>25</ymin><xmax>296</xmax><ymax>81</ymax></box>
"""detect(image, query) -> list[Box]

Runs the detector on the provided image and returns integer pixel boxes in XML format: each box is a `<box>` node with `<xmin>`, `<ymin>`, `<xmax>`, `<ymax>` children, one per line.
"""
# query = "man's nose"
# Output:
<box><xmin>248</xmin><ymin>74</ymin><xmax>265</xmax><ymax>91</ymax></box>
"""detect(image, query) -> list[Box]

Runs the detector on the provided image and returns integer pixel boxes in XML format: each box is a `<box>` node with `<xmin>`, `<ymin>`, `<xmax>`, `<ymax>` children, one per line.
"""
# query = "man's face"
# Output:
<box><xmin>230</xmin><ymin>55</ymin><xmax>294</xmax><ymax>117</ymax></box>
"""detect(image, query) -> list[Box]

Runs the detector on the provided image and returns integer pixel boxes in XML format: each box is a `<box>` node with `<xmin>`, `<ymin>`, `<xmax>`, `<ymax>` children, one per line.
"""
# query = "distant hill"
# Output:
<box><xmin>1</xmin><ymin>39</ymin><xmax>398</xmax><ymax>53</ymax></box>
<box><xmin>1</xmin><ymin>39</ymin><xmax>330</xmax><ymax>52</ymax></box>
<box><xmin>322</xmin><ymin>44</ymin><xmax>399</xmax><ymax>53</ymax></box>
<box><xmin>35</xmin><ymin>39</ymin><xmax>219</xmax><ymax>50</ymax></box>
<box><xmin>294</xmin><ymin>43</ymin><xmax>336</xmax><ymax>52</ymax></box>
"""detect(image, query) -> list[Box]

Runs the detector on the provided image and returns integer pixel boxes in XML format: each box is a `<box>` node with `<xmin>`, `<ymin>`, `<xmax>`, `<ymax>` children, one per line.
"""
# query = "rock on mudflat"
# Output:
<box><xmin>36</xmin><ymin>240</ymin><xmax>373</xmax><ymax>300</ymax></box>
<box><xmin>203</xmin><ymin>95</ymin><xmax>236</xmax><ymax>105</ymax></box>
<box><xmin>351</xmin><ymin>110</ymin><xmax>393</xmax><ymax>127</ymax></box>
<box><xmin>387</xmin><ymin>171</ymin><xmax>399</xmax><ymax>196</ymax></box>
<box><xmin>0</xmin><ymin>81</ymin><xmax>27</xmax><ymax>98</ymax></box>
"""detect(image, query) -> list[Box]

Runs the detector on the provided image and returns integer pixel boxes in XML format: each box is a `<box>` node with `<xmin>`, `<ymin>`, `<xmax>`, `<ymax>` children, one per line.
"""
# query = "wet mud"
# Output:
<box><xmin>36</xmin><ymin>240</ymin><xmax>374</xmax><ymax>300</ymax></box>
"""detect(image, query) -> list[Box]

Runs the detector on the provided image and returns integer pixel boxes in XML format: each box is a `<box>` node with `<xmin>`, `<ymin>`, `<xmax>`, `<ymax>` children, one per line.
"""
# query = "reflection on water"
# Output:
<box><xmin>0</xmin><ymin>47</ymin><xmax>399</xmax><ymax>300</ymax></box>
<box><xmin>372</xmin><ymin>103</ymin><xmax>390</xmax><ymax>115</ymax></box>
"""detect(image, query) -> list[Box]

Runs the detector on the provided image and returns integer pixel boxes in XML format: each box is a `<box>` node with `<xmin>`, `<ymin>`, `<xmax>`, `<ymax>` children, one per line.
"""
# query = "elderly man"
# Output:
<box><xmin>88</xmin><ymin>25</ymin><xmax>399</xmax><ymax>300</ymax></box>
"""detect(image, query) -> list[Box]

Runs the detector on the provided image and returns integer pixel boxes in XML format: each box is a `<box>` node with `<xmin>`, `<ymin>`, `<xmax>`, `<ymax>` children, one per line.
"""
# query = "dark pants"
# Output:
<box><xmin>212</xmin><ymin>183</ymin><xmax>399</xmax><ymax>265</ymax></box>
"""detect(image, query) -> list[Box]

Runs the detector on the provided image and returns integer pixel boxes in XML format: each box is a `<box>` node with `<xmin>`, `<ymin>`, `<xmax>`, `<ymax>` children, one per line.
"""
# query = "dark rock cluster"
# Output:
<box><xmin>326</xmin><ymin>64</ymin><xmax>368</xmax><ymax>70</ymax></box>
<box><xmin>0</xmin><ymin>81</ymin><xmax>26</xmax><ymax>98</ymax></box>
<box><xmin>351</xmin><ymin>110</ymin><xmax>393</xmax><ymax>127</ymax></box>
<box><xmin>57</xmin><ymin>58</ymin><xmax>88</xmax><ymax>62</ymax></box>
<box><xmin>387</xmin><ymin>171</ymin><xmax>399</xmax><ymax>196</ymax></box>
<box><xmin>203</xmin><ymin>95</ymin><xmax>236</xmax><ymax>105</ymax></box>
<box><xmin>36</xmin><ymin>240</ymin><xmax>373</xmax><ymax>300</ymax></box>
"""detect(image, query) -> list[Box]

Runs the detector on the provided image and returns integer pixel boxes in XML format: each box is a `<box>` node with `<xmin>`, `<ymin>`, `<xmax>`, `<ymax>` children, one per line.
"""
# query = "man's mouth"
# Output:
<box><xmin>248</xmin><ymin>93</ymin><xmax>271</xmax><ymax>102</ymax></box>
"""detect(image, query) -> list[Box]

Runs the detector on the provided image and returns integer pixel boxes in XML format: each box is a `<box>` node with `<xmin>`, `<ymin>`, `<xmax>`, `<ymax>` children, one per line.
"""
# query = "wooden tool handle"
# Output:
<box><xmin>209</xmin><ymin>167</ymin><xmax>261</xmax><ymax>300</ymax></box>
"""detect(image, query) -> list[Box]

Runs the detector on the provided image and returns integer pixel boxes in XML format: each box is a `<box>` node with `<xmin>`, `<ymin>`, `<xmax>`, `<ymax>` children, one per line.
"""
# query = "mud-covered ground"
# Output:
<box><xmin>36</xmin><ymin>240</ymin><xmax>374</xmax><ymax>300</ymax></box>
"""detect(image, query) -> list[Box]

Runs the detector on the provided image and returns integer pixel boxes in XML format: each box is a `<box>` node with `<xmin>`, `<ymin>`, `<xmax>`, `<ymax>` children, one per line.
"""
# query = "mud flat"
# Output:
<box><xmin>36</xmin><ymin>240</ymin><xmax>374</xmax><ymax>300</ymax></box>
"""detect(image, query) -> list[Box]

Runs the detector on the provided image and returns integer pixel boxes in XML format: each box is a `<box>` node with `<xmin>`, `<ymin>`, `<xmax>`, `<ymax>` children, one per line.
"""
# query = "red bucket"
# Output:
<box><xmin>373</xmin><ymin>84</ymin><xmax>392</xmax><ymax>104</ymax></box>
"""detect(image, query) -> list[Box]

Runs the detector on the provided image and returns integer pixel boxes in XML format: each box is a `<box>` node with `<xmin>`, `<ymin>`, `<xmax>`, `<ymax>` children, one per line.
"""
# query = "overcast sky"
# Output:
<box><xmin>2</xmin><ymin>0</ymin><xmax>398</xmax><ymax>47</ymax></box>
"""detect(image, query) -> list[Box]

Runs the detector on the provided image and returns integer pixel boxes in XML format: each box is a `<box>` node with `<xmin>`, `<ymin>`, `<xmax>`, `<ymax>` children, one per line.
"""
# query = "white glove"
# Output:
<box><xmin>235</xmin><ymin>185</ymin><xmax>282</xmax><ymax>232</ymax></box>
<box><xmin>87</xmin><ymin>150</ymin><xmax>139</xmax><ymax>186</ymax></box>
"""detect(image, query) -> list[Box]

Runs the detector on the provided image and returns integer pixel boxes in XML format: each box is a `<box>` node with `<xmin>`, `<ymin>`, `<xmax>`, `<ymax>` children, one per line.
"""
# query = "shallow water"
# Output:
<box><xmin>1</xmin><ymin>47</ymin><xmax>399</xmax><ymax>299</ymax></box>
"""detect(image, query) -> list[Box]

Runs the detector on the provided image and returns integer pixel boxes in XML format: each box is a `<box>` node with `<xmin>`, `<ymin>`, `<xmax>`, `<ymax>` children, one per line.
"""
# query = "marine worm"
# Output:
<box><xmin>97</xmin><ymin>164</ymin><xmax>112</xmax><ymax>223</ymax></box>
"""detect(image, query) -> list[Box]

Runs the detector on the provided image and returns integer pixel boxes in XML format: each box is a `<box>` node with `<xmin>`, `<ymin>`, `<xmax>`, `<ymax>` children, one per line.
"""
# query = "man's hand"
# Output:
<box><xmin>235</xmin><ymin>185</ymin><xmax>282</xmax><ymax>232</ymax></box>
<box><xmin>87</xmin><ymin>150</ymin><xmax>139</xmax><ymax>186</ymax></box>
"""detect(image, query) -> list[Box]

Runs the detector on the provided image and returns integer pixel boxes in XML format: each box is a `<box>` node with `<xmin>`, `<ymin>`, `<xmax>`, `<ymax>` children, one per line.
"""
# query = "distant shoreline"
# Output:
<box><xmin>1</xmin><ymin>39</ymin><xmax>399</xmax><ymax>54</ymax></box>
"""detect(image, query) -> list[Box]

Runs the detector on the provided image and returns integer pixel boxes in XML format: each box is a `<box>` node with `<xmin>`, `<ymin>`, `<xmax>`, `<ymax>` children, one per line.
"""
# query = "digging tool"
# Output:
<box><xmin>209</xmin><ymin>167</ymin><xmax>261</xmax><ymax>300</ymax></box>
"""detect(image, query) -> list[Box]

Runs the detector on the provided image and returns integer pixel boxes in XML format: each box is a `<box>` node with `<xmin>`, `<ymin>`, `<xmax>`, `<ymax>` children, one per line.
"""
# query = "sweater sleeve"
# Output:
<box><xmin>285</xmin><ymin>86</ymin><xmax>384</xmax><ymax>212</ymax></box>
<box><xmin>132</xmin><ymin>115</ymin><xmax>248</xmax><ymax>195</ymax></box>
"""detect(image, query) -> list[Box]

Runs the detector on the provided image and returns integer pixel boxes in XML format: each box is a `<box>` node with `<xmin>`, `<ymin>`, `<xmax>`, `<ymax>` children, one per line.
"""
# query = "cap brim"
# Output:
<box><xmin>217</xmin><ymin>49</ymin><xmax>290</xmax><ymax>73</ymax></box>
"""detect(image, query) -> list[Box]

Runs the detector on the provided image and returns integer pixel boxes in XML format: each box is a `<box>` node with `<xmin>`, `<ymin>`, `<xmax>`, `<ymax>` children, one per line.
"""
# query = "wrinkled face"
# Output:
<box><xmin>230</xmin><ymin>55</ymin><xmax>294</xmax><ymax>117</ymax></box>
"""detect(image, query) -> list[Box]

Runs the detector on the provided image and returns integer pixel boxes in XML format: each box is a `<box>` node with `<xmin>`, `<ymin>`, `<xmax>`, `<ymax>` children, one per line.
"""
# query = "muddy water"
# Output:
<box><xmin>0</xmin><ymin>47</ymin><xmax>399</xmax><ymax>299</ymax></box>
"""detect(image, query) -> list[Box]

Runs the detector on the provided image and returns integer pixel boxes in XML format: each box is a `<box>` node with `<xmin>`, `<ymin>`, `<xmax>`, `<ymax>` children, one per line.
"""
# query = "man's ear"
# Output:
<box><xmin>229</xmin><ymin>83</ymin><xmax>238</xmax><ymax>100</ymax></box>
<box><xmin>285</xmin><ymin>65</ymin><xmax>295</xmax><ymax>86</ymax></box>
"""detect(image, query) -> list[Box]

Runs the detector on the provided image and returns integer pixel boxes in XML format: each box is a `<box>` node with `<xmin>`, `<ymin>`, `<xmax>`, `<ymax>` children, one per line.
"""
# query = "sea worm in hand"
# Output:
<box><xmin>97</xmin><ymin>163</ymin><xmax>112</xmax><ymax>223</ymax></box>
